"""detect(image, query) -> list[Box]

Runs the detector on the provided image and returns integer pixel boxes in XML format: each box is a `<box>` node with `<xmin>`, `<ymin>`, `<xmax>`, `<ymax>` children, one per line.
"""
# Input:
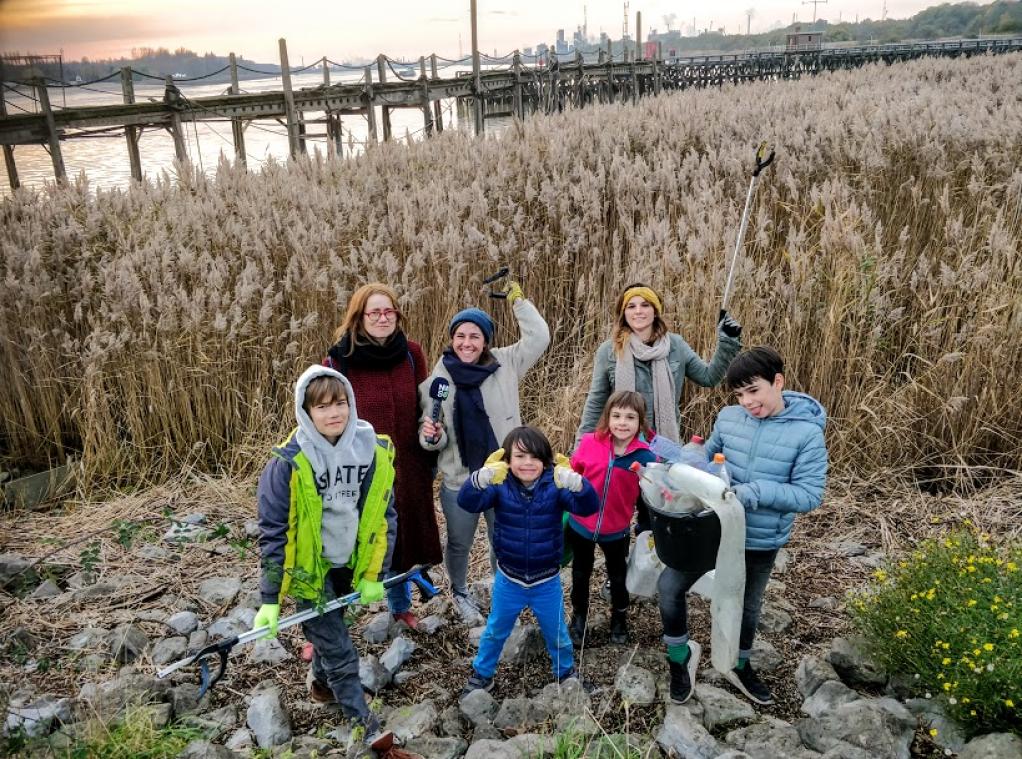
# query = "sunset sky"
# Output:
<box><xmin>1</xmin><ymin>0</ymin><xmax>943</xmax><ymax>63</ymax></box>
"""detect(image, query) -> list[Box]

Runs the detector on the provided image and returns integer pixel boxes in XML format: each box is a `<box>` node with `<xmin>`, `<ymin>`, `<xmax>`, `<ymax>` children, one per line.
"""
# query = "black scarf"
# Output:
<box><xmin>442</xmin><ymin>348</ymin><xmax>500</xmax><ymax>472</ymax></box>
<box><xmin>327</xmin><ymin>331</ymin><xmax>409</xmax><ymax>374</ymax></box>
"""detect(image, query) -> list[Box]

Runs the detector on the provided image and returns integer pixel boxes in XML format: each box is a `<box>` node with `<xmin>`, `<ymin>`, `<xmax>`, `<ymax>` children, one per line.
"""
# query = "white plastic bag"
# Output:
<box><xmin>625</xmin><ymin>530</ymin><xmax>664</xmax><ymax>598</ymax></box>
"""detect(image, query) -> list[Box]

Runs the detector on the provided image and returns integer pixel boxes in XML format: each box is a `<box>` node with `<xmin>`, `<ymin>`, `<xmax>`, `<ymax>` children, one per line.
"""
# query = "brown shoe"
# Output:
<box><xmin>310</xmin><ymin>678</ymin><xmax>335</xmax><ymax>704</ymax></box>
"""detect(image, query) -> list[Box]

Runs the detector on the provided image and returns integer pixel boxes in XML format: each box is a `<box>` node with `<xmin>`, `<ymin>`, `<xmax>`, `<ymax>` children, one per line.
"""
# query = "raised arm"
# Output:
<box><xmin>499</xmin><ymin>297</ymin><xmax>551</xmax><ymax>376</ymax></box>
<box><xmin>679</xmin><ymin>328</ymin><xmax>742</xmax><ymax>388</ymax></box>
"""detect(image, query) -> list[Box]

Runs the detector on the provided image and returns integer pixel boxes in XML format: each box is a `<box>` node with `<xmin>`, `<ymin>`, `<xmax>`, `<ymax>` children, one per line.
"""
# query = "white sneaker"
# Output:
<box><xmin>453</xmin><ymin>594</ymin><xmax>484</xmax><ymax>626</ymax></box>
<box><xmin>686</xmin><ymin>640</ymin><xmax>702</xmax><ymax>688</ymax></box>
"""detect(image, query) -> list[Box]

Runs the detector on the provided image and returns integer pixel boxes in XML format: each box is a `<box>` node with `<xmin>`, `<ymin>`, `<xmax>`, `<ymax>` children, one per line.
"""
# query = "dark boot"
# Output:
<box><xmin>568</xmin><ymin>614</ymin><xmax>587</xmax><ymax>647</ymax></box>
<box><xmin>609</xmin><ymin>608</ymin><xmax>629</xmax><ymax>645</ymax></box>
<box><xmin>667</xmin><ymin>657</ymin><xmax>692</xmax><ymax>704</ymax></box>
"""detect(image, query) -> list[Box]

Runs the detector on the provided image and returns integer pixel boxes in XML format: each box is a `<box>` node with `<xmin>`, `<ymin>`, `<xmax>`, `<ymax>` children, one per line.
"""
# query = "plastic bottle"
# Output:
<box><xmin>678</xmin><ymin>434</ymin><xmax>707</xmax><ymax>469</ymax></box>
<box><xmin>708</xmin><ymin>452</ymin><xmax>730</xmax><ymax>486</ymax></box>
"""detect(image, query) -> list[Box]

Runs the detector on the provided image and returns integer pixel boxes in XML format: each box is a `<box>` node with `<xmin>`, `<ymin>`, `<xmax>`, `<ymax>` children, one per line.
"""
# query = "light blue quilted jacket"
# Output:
<box><xmin>706</xmin><ymin>391</ymin><xmax>828</xmax><ymax>550</ymax></box>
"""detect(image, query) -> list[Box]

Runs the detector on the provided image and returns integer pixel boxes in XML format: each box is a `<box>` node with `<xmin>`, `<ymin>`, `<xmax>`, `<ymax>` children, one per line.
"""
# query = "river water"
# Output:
<box><xmin>1</xmin><ymin>67</ymin><xmax>498</xmax><ymax>197</ymax></box>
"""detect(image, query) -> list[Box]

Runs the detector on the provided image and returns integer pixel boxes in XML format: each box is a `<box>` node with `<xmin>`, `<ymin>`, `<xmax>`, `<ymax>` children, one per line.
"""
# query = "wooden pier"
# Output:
<box><xmin>1</xmin><ymin>36</ymin><xmax>1020</xmax><ymax>189</ymax></box>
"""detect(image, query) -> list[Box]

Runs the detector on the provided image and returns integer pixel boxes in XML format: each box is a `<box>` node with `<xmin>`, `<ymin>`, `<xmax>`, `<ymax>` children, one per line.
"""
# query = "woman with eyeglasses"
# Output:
<box><xmin>418</xmin><ymin>280</ymin><xmax>550</xmax><ymax>626</ymax></box>
<box><xmin>322</xmin><ymin>283</ymin><xmax>442</xmax><ymax>632</ymax></box>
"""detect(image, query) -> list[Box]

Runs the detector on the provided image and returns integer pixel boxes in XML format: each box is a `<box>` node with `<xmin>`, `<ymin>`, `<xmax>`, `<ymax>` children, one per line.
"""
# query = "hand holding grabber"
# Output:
<box><xmin>720</xmin><ymin>142</ymin><xmax>776</xmax><ymax>325</ymax></box>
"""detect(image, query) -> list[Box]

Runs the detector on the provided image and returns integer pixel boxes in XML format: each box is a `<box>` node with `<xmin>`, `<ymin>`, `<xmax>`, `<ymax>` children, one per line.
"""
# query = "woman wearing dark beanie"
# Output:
<box><xmin>324</xmin><ymin>283</ymin><xmax>442</xmax><ymax>631</ymax></box>
<box><xmin>419</xmin><ymin>281</ymin><xmax>550</xmax><ymax>625</ymax></box>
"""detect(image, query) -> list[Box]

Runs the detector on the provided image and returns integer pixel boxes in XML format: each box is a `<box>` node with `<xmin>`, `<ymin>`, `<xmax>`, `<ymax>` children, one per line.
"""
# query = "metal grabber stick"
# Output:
<box><xmin>720</xmin><ymin>142</ymin><xmax>776</xmax><ymax>321</ymax></box>
<box><xmin>157</xmin><ymin>564</ymin><xmax>440</xmax><ymax>697</ymax></box>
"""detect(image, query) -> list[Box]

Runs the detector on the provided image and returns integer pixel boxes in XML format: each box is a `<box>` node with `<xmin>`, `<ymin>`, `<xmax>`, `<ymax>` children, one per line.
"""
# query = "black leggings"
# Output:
<box><xmin>566</xmin><ymin>529</ymin><xmax>630</xmax><ymax>618</ymax></box>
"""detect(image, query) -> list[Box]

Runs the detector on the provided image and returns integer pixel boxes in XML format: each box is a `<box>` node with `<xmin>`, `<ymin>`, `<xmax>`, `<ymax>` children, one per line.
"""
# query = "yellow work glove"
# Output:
<box><xmin>503</xmin><ymin>280</ymin><xmax>524</xmax><ymax>305</ymax></box>
<box><xmin>253</xmin><ymin>603</ymin><xmax>280</xmax><ymax>639</ymax></box>
<box><xmin>356</xmin><ymin>578</ymin><xmax>385</xmax><ymax>604</ymax></box>
<box><xmin>554</xmin><ymin>453</ymin><xmax>584</xmax><ymax>492</ymax></box>
<box><xmin>474</xmin><ymin>448</ymin><xmax>509</xmax><ymax>488</ymax></box>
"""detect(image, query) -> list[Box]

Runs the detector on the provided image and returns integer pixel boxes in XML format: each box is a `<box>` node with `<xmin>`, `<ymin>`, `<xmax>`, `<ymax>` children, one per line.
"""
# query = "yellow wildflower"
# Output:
<box><xmin>895</xmin><ymin>630</ymin><xmax>909</xmax><ymax>639</ymax></box>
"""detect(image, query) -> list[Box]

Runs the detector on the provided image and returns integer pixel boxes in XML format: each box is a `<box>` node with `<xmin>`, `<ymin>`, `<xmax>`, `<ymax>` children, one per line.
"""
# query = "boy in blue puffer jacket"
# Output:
<box><xmin>458</xmin><ymin>426</ymin><xmax>600</xmax><ymax>697</ymax></box>
<box><xmin>708</xmin><ymin>346</ymin><xmax>827</xmax><ymax>705</ymax></box>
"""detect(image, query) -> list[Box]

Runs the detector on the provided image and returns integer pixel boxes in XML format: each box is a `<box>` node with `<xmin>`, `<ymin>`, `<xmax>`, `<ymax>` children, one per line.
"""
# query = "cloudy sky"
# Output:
<box><xmin>1</xmin><ymin>0</ymin><xmax>943</xmax><ymax>62</ymax></box>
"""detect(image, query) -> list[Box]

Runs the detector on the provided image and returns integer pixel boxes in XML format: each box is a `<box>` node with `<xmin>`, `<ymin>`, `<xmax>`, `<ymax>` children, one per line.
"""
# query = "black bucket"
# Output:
<box><xmin>647</xmin><ymin>505</ymin><xmax>721</xmax><ymax>574</ymax></box>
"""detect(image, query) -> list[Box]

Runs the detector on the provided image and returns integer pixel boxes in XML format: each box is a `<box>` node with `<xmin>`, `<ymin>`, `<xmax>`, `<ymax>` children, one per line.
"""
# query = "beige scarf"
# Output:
<box><xmin>615</xmin><ymin>333</ymin><xmax>679</xmax><ymax>442</ymax></box>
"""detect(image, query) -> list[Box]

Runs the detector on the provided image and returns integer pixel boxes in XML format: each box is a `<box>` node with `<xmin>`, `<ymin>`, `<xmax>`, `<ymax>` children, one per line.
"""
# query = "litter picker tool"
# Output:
<box><xmin>720</xmin><ymin>142</ymin><xmax>776</xmax><ymax>321</ymax></box>
<box><xmin>483</xmin><ymin>266</ymin><xmax>509</xmax><ymax>298</ymax></box>
<box><xmin>157</xmin><ymin>564</ymin><xmax>439</xmax><ymax>696</ymax></box>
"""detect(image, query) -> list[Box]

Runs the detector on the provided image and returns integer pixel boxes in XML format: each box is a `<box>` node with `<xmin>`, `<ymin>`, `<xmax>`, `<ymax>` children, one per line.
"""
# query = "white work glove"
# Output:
<box><xmin>553</xmin><ymin>453</ymin><xmax>584</xmax><ymax>493</ymax></box>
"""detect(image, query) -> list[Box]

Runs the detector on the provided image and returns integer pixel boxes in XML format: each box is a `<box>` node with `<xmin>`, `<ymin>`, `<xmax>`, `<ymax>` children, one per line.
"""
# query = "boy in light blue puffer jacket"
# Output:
<box><xmin>706</xmin><ymin>346</ymin><xmax>828</xmax><ymax>706</ymax></box>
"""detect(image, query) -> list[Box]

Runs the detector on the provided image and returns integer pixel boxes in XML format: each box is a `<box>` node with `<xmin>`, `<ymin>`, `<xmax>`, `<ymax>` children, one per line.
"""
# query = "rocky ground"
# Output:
<box><xmin>2</xmin><ymin>477</ymin><xmax>1021</xmax><ymax>758</ymax></box>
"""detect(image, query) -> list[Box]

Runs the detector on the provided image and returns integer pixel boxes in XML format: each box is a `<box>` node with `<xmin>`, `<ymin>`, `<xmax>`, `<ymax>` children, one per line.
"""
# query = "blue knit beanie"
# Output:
<box><xmin>449</xmin><ymin>308</ymin><xmax>494</xmax><ymax>343</ymax></box>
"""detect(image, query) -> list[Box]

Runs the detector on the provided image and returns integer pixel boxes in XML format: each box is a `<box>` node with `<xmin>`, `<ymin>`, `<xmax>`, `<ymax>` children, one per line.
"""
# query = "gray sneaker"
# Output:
<box><xmin>453</xmin><ymin>593</ymin><xmax>485</xmax><ymax>626</ymax></box>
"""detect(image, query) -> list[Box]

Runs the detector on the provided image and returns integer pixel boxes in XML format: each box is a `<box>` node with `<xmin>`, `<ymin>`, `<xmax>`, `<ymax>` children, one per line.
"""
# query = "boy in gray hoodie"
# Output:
<box><xmin>253</xmin><ymin>365</ymin><xmax>397</xmax><ymax>739</ymax></box>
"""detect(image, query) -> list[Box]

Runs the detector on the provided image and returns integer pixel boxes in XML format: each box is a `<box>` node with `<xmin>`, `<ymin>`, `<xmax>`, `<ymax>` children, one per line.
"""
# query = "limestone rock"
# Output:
<box><xmin>165</xmin><ymin>612</ymin><xmax>199</xmax><ymax>633</ymax></box>
<box><xmin>386</xmin><ymin>698</ymin><xmax>438</xmax><ymax>742</ymax></box>
<box><xmin>247</xmin><ymin>638</ymin><xmax>291</xmax><ymax>666</ymax></box>
<box><xmin>796</xmin><ymin>698</ymin><xmax>915</xmax><ymax>759</ymax></box>
<box><xmin>68</xmin><ymin>627</ymin><xmax>108</xmax><ymax>651</ymax></box>
<box><xmin>225</xmin><ymin>728</ymin><xmax>253</xmax><ymax>751</ymax></box>
<box><xmin>464</xmin><ymin>740</ymin><xmax>514</xmax><ymax>759</ymax></box>
<box><xmin>507</xmin><ymin>733</ymin><xmax>556</xmax><ymax>756</ymax></box>
<box><xmin>3</xmin><ymin>695</ymin><xmax>71</xmax><ymax>738</ymax></box>
<box><xmin>801</xmin><ymin>680</ymin><xmax>859</xmax><ymax>718</ymax></box>
<box><xmin>492</xmin><ymin>697</ymin><xmax>550</xmax><ymax>731</ymax></box>
<box><xmin>499</xmin><ymin>622</ymin><xmax>544</xmax><ymax>663</ymax></box>
<box><xmin>695</xmin><ymin>684</ymin><xmax>756</xmax><ymax>730</ymax></box>
<box><xmin>459</xmin><ymin>688</ymin><xmax>497</xmax><ymax>726</ymax></box>
<box><xmin>827</xmin><ymin>636</ymin><xmax>887</xmax><ymax>687</ymax></box>
<box><xmin>245</xmin><ymin>686</ymin><xmax>291</xmax><ymax>748</ymax></box>
<box><xmin>958</xmin><ymin>733</ymin><xmax>1022</xmax><ymax>759</ymax></box>
<box><xmin>108</xmin><ymin>624</ymin><xmax>149</xmax><ymax>663</ymax></box>
<box><xmin>725</xmin><ymin>717</ymin><xmax>803</xmax><ymax>756</ymax></box>
<box><xmin>151</xmin><ymin>636</ymin><xmax>188</xmax><ymax>666</ymax></box>
<box><xmin>904</xmin><ymin>698</ymin><xmax>968</xmax><ymax>754</ymax></box>
<box><xmin>197</xmin><ymin>576</ymin><xmax>241</xmax><ymax>606</ymax></box>
<box><xmin>363</xmin><ymin>612</ymin><xmax>392</xmax><ymax>644</ymax></box>
<box><xmin>751</xmin><ymin>636</ymin><xmax>783</xmax><ymax>672</ymax></box>
<box><xmin>419</xmin><ymin>614</ymin><xmax>445</xmax><ymax>635</ymax></box>
<box><xmin>206</xmin><ymin>616</ymin><xmax>247</xmax><ymax>640</ymax></box>
<box><xmin>614</xmin><ymin>663</ymin><xmax>658</xmax><ymax>706</ymax></box>
<box><xmin>404</xmin><ymin>734</ymin><xmax>468</xmax><ymax>759</ymax></box>
<box><xmin>795</xmin><ymin>655</ymin><xmax>841</xmax><ymax>697</ymax></box>
<box><xmin>757</xmin><ymin>600</ymin><xmax>793</xmax><ymax>634</ymax></box>
<box><xmin>177</xmin><ymin>739</ymin><xmax>242</xmax><ymax>758</ymax></box>
<box><xmin>30</xmin><ymin>579</ymin><xmax>61</xmax><ymax>599</ymax></box>
<box><xmin>380</xmin><ymin>636</ymin><xmax>416</xmax><ymax>674</ymax></box>
<box><xmin>656</xmin><ymin>704</ymin><xmax>720</xmax><ymax>759</ymax></box>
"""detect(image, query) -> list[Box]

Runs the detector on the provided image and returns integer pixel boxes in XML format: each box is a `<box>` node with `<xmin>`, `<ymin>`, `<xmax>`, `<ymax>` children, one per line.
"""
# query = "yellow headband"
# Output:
<box><xmin>620</xmin><ymin>287</ymin><xmax>663</xmax><ymax>316</ymax></box>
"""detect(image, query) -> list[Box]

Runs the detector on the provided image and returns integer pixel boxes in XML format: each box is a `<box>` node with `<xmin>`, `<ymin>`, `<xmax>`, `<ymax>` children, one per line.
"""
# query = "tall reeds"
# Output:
<box><xmin>1</xmin><ymin>53</ymin><xmax>1020</xmax><ymax>493</ymax></box>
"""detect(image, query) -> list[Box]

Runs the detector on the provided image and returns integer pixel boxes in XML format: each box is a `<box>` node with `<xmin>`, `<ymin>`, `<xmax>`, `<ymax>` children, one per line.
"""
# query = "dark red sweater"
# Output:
<box><xmin>325</xmin><ymin>339</ymin><xmax>442</xmax><ymax>570</ymax></box>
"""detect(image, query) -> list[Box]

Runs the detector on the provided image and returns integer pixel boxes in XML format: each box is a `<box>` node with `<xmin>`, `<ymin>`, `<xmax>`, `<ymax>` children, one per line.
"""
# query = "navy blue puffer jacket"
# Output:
<box><xmin>706</xmin><ymin>391</ymin><xmax>828</xmax><ymax>551</ymax></box>
<box><xmin>458</xmin><ymin>468</ymin><xmax>599</xmax><ymax>585</ymax></box>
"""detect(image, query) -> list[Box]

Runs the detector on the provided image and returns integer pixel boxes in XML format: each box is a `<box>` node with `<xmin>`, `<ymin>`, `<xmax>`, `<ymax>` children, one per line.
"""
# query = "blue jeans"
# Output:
<box><xmin>658</xmin><ymin>548</ymin><xmax>777</xmax><ymax>660</ymax></box>
<box><xmin>386</xmin><ymin>572</ymin><xmax>412</xmax><ymax>614</ymax></box>
<box><xmin>440</xmin><ymin>485</ymin><xmax>495</xmax><ymax>597</ymax></box>
<box><xmin>473</xmin><ymin>570</ymin><xmax>574</xmax><ymax>680</ymax></box>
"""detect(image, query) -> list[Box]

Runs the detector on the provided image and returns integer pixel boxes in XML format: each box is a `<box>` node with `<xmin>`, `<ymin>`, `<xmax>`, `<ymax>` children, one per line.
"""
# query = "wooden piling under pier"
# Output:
<box><xmin>1</xmin><ymin>36</ymin><xmax>1020</xmax><ymax>188</ymax></box>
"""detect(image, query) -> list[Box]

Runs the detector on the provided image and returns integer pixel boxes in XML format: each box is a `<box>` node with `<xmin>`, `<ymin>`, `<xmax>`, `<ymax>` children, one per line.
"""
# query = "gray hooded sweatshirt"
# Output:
<box><xmin>293</xmin><ymin>364</ymin><xmax>380</xmax><ymax>567</ymax></box>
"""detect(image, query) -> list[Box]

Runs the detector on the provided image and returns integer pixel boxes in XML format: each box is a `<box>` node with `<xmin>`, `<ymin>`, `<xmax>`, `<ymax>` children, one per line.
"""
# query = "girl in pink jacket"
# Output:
<box><xmin>568</xmin><ymin>391</ymin><xmax>655</xmax><ymax>646</ymax></box>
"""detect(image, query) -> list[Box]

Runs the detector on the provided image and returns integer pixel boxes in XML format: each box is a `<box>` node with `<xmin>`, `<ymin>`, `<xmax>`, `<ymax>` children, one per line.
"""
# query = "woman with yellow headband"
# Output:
<box><xmin>577</xmin><ymin>283</ymin><xmax>742</xmax><ymax>447</ymax></box>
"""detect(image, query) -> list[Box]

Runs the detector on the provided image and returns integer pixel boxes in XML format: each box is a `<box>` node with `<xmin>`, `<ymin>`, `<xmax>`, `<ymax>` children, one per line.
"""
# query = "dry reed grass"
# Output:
<box><xmin>1</xmin><ymin>53</ymin><xmax>1021</xmax><ymax>494</ymax></box>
